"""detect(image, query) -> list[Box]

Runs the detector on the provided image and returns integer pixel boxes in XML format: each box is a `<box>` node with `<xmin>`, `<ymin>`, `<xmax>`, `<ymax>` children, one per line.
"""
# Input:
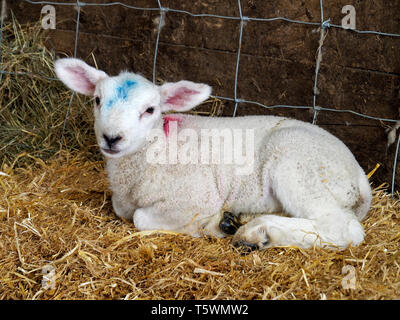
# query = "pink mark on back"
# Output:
<box><xmin>165</xmin><ymin>88</ymin><xmax>200</xmax><ymax>108</ymax></box>
<box><xmin>163</xmin><ymin>115</ymin><xmax>184</xmax><ymax>137</ymax></box>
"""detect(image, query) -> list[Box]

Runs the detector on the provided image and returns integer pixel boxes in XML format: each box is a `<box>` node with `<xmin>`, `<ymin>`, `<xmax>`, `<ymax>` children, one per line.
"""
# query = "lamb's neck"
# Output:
<box><xmin>105</xmin><ymin>116</ymin><xmax>165</xmax><ymax>181</ymax></box>
<box><xmin>106</xmin><ymin>143</ymin><xmax>147</xmax><ymax>173</ymax></box>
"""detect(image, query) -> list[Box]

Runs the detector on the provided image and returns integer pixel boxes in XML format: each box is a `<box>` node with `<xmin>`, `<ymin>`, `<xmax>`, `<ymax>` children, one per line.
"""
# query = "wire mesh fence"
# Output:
<box><xmin>1</xmin><ymin>0</ymin><xmax>400</xmax><ymax>192</ymax></box>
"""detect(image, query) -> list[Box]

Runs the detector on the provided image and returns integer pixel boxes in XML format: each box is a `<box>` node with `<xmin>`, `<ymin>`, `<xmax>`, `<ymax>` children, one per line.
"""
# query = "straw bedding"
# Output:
<box><xmin>0</xmin><ymin>18</ymin><xmax>399</xmax><ymax>300</ymax></box>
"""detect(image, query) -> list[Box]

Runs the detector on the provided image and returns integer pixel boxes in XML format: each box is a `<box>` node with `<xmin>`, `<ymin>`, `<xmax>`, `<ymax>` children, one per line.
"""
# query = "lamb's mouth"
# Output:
<box><xmin>102</xmin><ymin>148</ymin><xmax>121</xmax><ymax>155</ymax></box>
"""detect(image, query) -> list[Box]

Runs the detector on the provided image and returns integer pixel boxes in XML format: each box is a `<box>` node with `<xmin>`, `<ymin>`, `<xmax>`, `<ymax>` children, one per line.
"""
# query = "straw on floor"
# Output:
<box><xmin>1</xmin><ymin>153</ymin><xmax>399</xmax><ymax>299</ymax></box>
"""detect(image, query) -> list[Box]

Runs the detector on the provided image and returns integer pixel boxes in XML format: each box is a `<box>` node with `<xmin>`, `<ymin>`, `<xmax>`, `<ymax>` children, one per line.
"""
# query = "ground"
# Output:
<box><xmin>0</xmin><ymin>153</ymin><xmax>399</xmax><ymax>299</ymax></box>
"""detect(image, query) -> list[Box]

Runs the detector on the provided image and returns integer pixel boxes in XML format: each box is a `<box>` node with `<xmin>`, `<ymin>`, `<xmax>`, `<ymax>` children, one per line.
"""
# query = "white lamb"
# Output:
<box><xmin>55</xmin><ymin>58</ymin><xmax>372</xmax><ymax>250</ymax></box>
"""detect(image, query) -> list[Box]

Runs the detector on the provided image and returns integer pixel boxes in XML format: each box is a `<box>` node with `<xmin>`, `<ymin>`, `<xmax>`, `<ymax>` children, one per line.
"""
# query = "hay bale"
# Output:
<box><xmin>0</xmin><ymin>15</ymin><xmax>98</xmax><ymax>168</ymax></box>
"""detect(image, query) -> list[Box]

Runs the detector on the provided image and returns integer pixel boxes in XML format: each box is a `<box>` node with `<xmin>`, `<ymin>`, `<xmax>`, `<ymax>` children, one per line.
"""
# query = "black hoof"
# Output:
<box><xmin>233</xmin><ymin>240</ymin><xmax>259</xmax><ymax>253</ymax></box>
<box><xmin>219</xmin><ymin>211</ymin><xmax>242</xmax><ymax>235</ymax></box>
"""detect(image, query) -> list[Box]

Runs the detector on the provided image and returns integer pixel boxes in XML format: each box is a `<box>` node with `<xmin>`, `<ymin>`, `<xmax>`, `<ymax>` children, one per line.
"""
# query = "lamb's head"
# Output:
<box><xmin>55</xmin><ymin>58</ymin><xmax>211</xmax><ymax>158</ymax></box>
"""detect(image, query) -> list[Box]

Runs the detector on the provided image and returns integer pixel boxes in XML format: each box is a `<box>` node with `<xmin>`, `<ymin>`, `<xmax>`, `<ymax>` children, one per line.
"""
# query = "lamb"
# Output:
<box><xmin>54</xmin><ymin>58</ymin><xmax>372</xmax><ymax>250</ymax></box>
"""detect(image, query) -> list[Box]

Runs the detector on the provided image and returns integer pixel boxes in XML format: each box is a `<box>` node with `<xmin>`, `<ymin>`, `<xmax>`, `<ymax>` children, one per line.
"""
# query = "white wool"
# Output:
<box><xmin>55</xmin><ymin>58</ymin><xmax>372</xmax><ymax>250</ymax></box>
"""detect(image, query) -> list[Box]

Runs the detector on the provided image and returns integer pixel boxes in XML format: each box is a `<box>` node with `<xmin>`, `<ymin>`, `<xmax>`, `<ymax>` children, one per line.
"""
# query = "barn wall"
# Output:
<box><xmin>6</xmin><ymin>0</ymin><xmax>400</xmax><ymax>188</ymax></box>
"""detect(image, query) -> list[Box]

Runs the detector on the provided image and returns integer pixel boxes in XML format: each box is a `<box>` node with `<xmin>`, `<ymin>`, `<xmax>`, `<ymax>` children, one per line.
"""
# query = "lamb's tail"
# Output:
<box><xmin>355</xmin><ymin>169</ymin><xmax>372</xmax><ymax>221</ymax></box>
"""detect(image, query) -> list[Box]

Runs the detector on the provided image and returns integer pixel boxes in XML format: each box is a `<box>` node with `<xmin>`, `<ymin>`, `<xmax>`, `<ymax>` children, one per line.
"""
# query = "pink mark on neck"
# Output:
<box><xmin>165</xmin><ymin>88</ymin><xmax>200</xmax><ymax>107</ymax></box>
<box><xmin>163</xmin><ymin>115</ymin><xmax>184</xmax><ymax>137</ymax></box>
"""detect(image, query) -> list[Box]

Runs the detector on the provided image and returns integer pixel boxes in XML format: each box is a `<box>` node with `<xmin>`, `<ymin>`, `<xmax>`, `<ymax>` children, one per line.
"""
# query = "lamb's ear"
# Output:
<box><xmin>54</xmin><ymin>58</ymin><xmax>108</xmax><ymax>96</ymax></box>
<box><xmin>160</xmin><ymin>80</ymin><xmax>211</xmax><ymax>112</ymax></box>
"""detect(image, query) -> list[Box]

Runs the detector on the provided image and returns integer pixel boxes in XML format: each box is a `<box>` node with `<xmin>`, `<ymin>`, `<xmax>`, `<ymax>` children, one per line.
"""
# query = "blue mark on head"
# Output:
<box><xmin>105</xmin><ymin>79</ymin><xmax>137</xmax><ymax>109</ymax></box>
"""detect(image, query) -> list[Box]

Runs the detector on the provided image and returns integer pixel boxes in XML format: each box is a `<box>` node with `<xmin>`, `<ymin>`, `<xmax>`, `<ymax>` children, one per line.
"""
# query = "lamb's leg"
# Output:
<box><xmin>232</xmin><ymin>166</ymin><xmax>366</xmax><ymax>250</ymax></box>
<box><xmin>133</xmin><ymin>206</ymin><xmax>226</xmax><ymax>238</ymax></box>
<box><xmin>112</xmin><ymin>194</ymin><xmax>135</xmax><ymax>220</ymax></box>
<box><xmin>232</xmin><ymin>210</ymin><xmax>364</xmax><ymax>250</ymax></box>
<box><xmin>133</xmin><ymin>207</ymin><xmax>188</xmax><ymax>232</ymax></box>
<box><xmin>232</xmin><ymin>144</ymin><xmax>366</xmax><ymax>250</ymax></box>
<box><xmin>112</xmin><ymin>194</ymin><xmax>191</xmax><ymax>231</ymax></box>
<box><xmin>219</xmin><ymin>211</ymin><xmax>242</xmax><ymax>235</ymax></box>
<box><xmin>232</xmin><ymin>215</ymin><xmax>319</xmax><ymax>249</ymax></box>
<box><xmin>194</xmin><ymin>212</ymin><xmax>227</xmax><ymax>238</ymax></box>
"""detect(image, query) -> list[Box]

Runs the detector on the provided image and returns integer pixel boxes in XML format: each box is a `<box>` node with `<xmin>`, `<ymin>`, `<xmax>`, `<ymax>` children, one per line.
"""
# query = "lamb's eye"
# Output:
<box><xmin>146</xmin><ymin>107</ymin><xmax>154</xmax><ymax>114</ymax></box>
<box><xmin>95</xmin><ymin>97</ymin><xmax>101</xmax><ymax>105</ymax></box>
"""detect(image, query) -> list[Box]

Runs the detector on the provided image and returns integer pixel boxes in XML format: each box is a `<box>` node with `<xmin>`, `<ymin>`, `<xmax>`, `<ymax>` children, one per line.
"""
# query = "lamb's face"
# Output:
<box><xmin>93</xmin><ymin>73</ymin><xmax>161</xmax><ymax>158</ymax></box>
<box><xmin>55</xmin><ymin>58</ymin><xmax>212</xmax><ymax>159</ymax></box>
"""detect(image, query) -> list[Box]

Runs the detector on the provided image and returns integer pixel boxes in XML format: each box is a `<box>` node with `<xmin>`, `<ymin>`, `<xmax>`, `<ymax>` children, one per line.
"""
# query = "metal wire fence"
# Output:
<box><xmin>1</xmin><ymin>0</ymin><xmax>400</xmax><ymax>192</ymax></box>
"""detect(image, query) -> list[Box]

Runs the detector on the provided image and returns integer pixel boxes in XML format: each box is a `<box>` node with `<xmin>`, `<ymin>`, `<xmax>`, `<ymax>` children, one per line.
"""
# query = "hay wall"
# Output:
<box><xmin>7</xmin><ymin>0</ymin><xmax>400</xmax><ymax>189</ymax></box>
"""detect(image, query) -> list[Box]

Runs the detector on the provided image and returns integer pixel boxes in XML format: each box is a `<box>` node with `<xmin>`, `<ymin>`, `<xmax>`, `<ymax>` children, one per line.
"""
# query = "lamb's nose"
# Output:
<box><xmin>103</xmin><ymin>134</ymin><xmax>122</xmax><ymax>149</ymax></box>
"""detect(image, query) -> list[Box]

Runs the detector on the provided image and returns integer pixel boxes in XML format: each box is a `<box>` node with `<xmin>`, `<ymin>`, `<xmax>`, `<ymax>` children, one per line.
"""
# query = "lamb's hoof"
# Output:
<box><xmin>233</xmin><ymin>240</ymin><xmax>259</xmax><ymax>254</ymax></box>
<box><xmin>219</xmin><ymin>211</ymin><xmax>242</xmax><ymax>235</ymax></box>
